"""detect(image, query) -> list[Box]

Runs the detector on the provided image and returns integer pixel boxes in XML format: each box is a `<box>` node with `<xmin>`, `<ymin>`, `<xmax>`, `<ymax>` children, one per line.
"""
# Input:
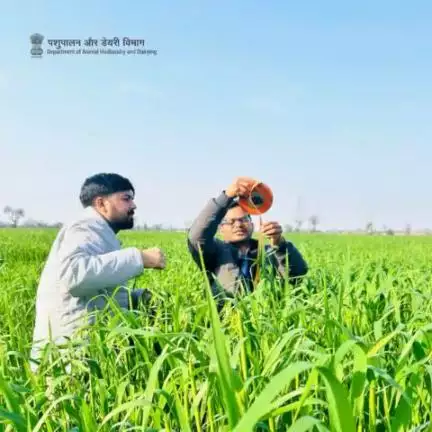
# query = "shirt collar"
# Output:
<box><xmin>82</xmin><ymin>206</ymin><xmax>115</xmax><ymax>232</ymax></box>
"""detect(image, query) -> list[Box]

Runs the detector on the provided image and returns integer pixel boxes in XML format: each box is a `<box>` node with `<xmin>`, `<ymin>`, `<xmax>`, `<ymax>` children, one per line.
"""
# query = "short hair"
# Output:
<box><xmin>227</xmin><ymin>200</ymin><xmax>252</xmax><ymax>213</ymax></box>
<box><xmin>226</xmin><ymin>200</ymin><xmax>251</xmax><ymax>219</ymax></box>
<box><xmin>79</xmin><ymin>173</ymin><xmax>135</xmax><ymax>207</ymax></box>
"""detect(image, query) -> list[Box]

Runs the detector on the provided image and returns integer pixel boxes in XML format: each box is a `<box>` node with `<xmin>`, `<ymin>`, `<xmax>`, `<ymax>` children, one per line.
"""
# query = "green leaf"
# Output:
<box><xmin>233</xmin><ymin>361</ymin><xmax>314</xmax><ymax>432</ymax></box>
<box><xmin>316</xmin><ymin>367</ymin><xmax>356</xmax><ymax>432</ymax></box>
<box><xmin>198</xmin><ymin>245</ymin><xmax>244</xmax><ymax>428</ymax></box>
<box><xmin>287</xmin><ymin>416</ymin><xmax>328</xmax><ymax>432</ymax></box>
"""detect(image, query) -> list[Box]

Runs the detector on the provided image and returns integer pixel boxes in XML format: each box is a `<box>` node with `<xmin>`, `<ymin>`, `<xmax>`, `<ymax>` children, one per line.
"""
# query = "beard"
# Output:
<box><xmin>111</xmin><ymin>213</ymin><xmax>135</xmax><ymax>231</ymax></box>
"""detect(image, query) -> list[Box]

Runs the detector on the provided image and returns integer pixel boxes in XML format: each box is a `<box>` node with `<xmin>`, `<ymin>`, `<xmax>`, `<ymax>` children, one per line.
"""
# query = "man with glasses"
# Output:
<box><xmin>187</xmin><ymin>177</ymin><xmax>308</xmax><ymax>305</ymax></box>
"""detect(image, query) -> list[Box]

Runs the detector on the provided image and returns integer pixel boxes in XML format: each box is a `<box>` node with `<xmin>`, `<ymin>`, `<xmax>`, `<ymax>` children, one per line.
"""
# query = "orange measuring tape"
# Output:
<box><xmin>237</xmin><ymin>179</ymin><xmax>273</xmax><ymax>215</ymax></box>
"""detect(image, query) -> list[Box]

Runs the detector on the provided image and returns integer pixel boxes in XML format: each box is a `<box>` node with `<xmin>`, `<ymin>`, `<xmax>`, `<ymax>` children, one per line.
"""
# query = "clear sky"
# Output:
<box><xmin>1</xmin><ymin>1</ymin><xmax>431</xmax><ymax>231</ymax></box>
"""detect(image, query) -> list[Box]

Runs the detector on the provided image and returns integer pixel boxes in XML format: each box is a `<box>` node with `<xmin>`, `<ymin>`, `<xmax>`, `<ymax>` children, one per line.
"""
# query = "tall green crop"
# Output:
<box><xmin>1</xmin><ymin>228</ymin><xmax>432</xmax><ymax>430</ymax></box>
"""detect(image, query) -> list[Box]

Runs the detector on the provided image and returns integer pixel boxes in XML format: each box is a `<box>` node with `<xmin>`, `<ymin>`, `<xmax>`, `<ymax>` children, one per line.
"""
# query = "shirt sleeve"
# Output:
<box><xmin>187</xmin><ymin>191</ymin><xmax>233</xmax><ymax>270</ymax></box>
<box><xmin>57</xmin><ymin>224</ymin><xmax>144</xmax><ymax>298</ymax></box>
<box><xmin>272</xmin><ymin>238</ymin><xmax>308</xmax><ymax>281</ymax></box>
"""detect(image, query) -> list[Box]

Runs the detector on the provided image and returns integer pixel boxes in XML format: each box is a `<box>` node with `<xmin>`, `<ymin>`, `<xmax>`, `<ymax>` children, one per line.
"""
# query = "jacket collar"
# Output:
<box><xmin>82</xmin><ymin>206</ymin><xmax>116</xmax><ymax>234</ymax></box>
<box><xmin>83</xmin><ymin>205</ymin><xmax>105</xmax><ymax>221</ymax></box>
<box><xmin>228</xmin><ymin>237</ymin><xmax>260</xmax><ymax>257</ymax></box>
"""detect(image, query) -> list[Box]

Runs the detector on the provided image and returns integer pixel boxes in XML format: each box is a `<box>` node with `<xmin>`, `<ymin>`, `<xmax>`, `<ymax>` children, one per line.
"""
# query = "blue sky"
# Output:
<box><xmin>1</xmin><ymin>1</ymin><xmax>431</xmax><ymax>231</ymax></box>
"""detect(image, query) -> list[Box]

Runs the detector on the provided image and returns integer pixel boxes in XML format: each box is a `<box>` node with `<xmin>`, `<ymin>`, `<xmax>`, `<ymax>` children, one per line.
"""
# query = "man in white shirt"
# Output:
<box><xmin>30</xmin><ymin>172</ymin><xmax>165</xmax><ymax>367</ymax></box>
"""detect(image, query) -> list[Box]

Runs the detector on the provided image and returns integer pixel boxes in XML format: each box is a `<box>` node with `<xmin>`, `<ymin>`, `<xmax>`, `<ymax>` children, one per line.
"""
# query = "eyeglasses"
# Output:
<box><xmin>221</xmin><ymin>215</ymin><xmax>251</xmax><ymax>226</ymax></box>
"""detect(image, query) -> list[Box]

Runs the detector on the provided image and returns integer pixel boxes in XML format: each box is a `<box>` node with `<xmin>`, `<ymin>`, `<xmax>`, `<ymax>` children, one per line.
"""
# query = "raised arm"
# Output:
<box><xmin>187</xmin><ymin>192</ymin><xmax>233</xmax><ymax>268</ymax></box>
<box><xmin>187</xmin><ymin>177</ymin><xmax>263</xmax><ymax>269</ymax></box>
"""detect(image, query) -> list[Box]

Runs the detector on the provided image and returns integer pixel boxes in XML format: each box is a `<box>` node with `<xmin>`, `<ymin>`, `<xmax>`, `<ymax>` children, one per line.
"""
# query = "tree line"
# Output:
<box><xmin>0</xmin><ymin>206</ymin><xmax>422</xmax><ymax>235</ymax></box>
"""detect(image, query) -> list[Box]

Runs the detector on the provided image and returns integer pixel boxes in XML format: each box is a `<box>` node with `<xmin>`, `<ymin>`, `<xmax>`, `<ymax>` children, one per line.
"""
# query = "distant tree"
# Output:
<box><xmin>21</xmin><ymin>219</ymin><xmax>40</xmax><ymax>227</ymax></box>
<box><xmin>405</xmin><ymin>224</ymin><xmax>412</xmax><ymax>235</ymax></box>
<box><xmin>22</xmin><ymin>219</ymin><xmax>62</xmax><ymax>228</ymax></box>
<box><xmin>386</xmin><ymin>228</ymin><xmax>395</xmax><ymax>236</ymax></box>
<box><xmin>309</xmin><ymin>215</ymin><xmax>319</xmax><ymax>232</ymax></box>
<box><xmin>365</xmin><ymin>221</ymin><xmax>374</xmax><ymax>235</ymax></box>
<box><xmin>294</xmin><ymin>219</ymin><xmax>303</xmax><ymax>232</ymax></box>
<box><xmin>284</xmin><ymin>224</ymin><xmax>293</xmax><ymax>233</ymax></box>
<box><xmin>3</xmin><ymin>206</ymin><xmax>25</xmax><ymax>228</ymax></box>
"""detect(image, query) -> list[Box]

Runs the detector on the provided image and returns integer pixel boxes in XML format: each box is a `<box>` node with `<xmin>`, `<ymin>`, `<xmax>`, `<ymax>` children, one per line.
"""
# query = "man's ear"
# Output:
<box><xmin>93</xmin><ymin>196</ymin><xmax>105</xmax><ymax>211</ymax></box>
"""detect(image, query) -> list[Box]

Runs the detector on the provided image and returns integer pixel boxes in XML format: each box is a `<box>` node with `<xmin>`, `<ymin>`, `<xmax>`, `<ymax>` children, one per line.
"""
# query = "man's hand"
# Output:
<box><xmin>225</xmin><ymin>177</ymin><xmax>257</xmax><ymax>198</ymax></box>
<box><xmin>141</xmin><ymin>248</ymin><xmax>166</xmax><ymax>269</ymax></box>
<box><xmin>260</xmin><ymin>221</ymin><xmax>283</xmax><ymax>246</ymax></box>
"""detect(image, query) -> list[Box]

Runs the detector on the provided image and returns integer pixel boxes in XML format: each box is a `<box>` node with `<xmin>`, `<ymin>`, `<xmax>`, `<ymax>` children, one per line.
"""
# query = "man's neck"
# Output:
<box><xmin>90</xmin><ymin>207</ymin><xmax>119</xmax><ymax>234</ymax></box>
<box><xmin>230</xmin><ymin>239</ymin><xmax>250</xmax><ymax>254</ymax></box>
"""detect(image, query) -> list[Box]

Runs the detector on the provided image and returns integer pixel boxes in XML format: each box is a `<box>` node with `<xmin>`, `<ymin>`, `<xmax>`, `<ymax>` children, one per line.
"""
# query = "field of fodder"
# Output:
<box><xmin>1</xmin><ymin>228</ymin><xmax>432</xmax><ymax>431</ymax></box>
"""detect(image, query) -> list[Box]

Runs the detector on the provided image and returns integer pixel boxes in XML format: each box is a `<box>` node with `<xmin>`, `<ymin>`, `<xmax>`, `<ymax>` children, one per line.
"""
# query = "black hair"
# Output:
<box><xmin>226</xmin><ymin>200</ymin><xmax>251</xmax><ymax>220</ymax></box>
<box><xmin>79</xmin><ymin>173</ymin><xmax>135</xmax><ymax>207</ymax></box>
